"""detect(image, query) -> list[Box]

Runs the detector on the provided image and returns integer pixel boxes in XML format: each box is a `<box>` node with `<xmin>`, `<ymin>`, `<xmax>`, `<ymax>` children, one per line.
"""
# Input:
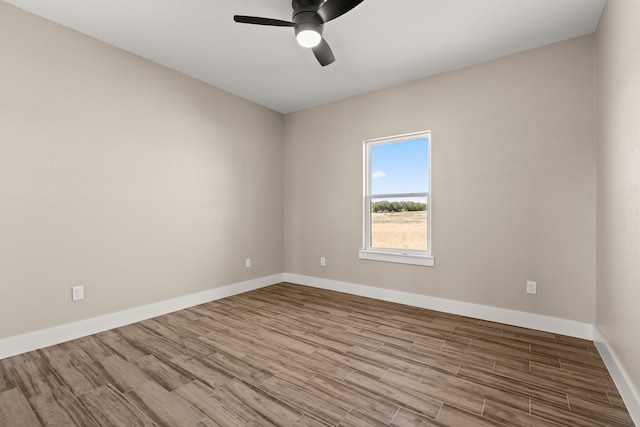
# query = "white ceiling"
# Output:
<box><xmin>5</xmin><ymin>0</ymin><xmax>606</xmax><ymax>114</ymax></box>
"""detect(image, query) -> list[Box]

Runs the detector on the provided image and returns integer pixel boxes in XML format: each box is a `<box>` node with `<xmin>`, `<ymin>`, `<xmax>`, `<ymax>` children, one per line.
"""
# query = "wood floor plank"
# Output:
<box><xmin>8</xmin><ymin>359</ymin><xmax>64</xmax><ymax>399</ymax></box>
<box><xmin>469</xmin><ymin>337</ymin><xmax>561</xmax><ymax>368</ymax></box>
<box><xmin>66</xmin><ymin>335</ymin><xmax>115</xmax><ymax>363</ymax></box>
<box><xmin>197</xmin><ymin>330</ymin><xmax>254</xmax><ymax>359</ymax></box>
<box><xmin>462</xmin><ymin>341</ymin><xmax>535</xmax><ymax>371</ymax></box>
<box><xmin>317</xmin><ymin>327</ymin><xmax>384</xmax><ymax>351</ymax></box>
<box><xmin>94</xmin><ymin>354</ymin><xmax>150</xmax><ymax>394</ymax></box>
<box><xmin>342</xmin><ymin>409</ymin><xmax>394</xmax><ymax>426</ymax></box>
<box><xmin>260</xmin><ymin>330</ymin><xmax>319</xmax><ymax>355</ymax></box>
<box><xmin>173</xmin><ymin>380</ymin><xmax>257</xmax><ymax>426</ymax></box>
<box><xmin>29</xmin><ymin>386</ymin><xmax>100</xmax><ymax>427</ymax></box>
<box><xmin>0</xmin><ymin>283</ymin><xmax>632</xmax><ymax>427</ymax></box>
<box><xmin>402</xmin><ymin>323</ymin><xmax>471</xmax><ymax>346</ymax></box>
<box><xmin>295</xmin><ymin>414</ymin><xmax>333</xmax><ymax>427</ymax></box>
<box><xmin>97</xmin><ymin>336</ymin><xmax>150</xmax><ymax>362</ymax></box>
<box><xmin>223</xmin><ymin>378</ymin><xmax>303</xmax><ymax>425</ymax></box>
<box><xmin>38</xmin><ymin>343</ymin><xmax>86</xmax><ymax>368</ymax></box>
<box><xmin>390</xmin><ymin>408</ymin><xmax>444</xmax><ymax>427</ymax></box>
<box><xmin>347</xmin><ymin>326</ymin><xmax>415</xmax><ymax>349</ymax></box>
<box><xmin>381</xmin><ymin>368</ymin><xmax>485</xmax><ymax>415</ymax></box>
<box><xmin>529</xmin><ymin>360</ymin><xmax>619</xmax><ymax>392</ymax></box>
<box><xmin>607</xmin><ymin>390</ymin><xmax>632</xmax><ymax>412</ymax></box>
<box><xmin>165</xmin><ymin>334</ymin><xmax>217</xmax><ymax>359</ymax></box>
<box><xmin>47</xmin><ymin>361</ymin><xmax>108</xmax><ymax>397</ymax></box>
<box><xmin>436</xmin><ymin>403</ymin><xmax>506</xmax><ymax>427</ymax></box>
<box><xmin>425</xmin><ymin>366</ymin><xmax>530</xmax><ymax>412</ymax></box>
<box><xmin>247</xmin><ymin>343</ymin><xmax>353</xmax><ymax>381</ymax></box>
<box><xmin>168</xmin><ymin>355</ymin><xmax>233</xmax><ymax>390</ymax></box>
<box><xmin>479</xmin><ymin>321</ymin><xmax>556</xmax><ymax>341</ymax></box>
<box><xmin>530</xmin><ymin>398</ymin><xmax>626</xmax><ymax>427</ymax></box>
<box><xmin>133</xmin><ymin>354</ymin><xmax>194</xmax><ymax>391</ymax></box>
<box><xmin>452</xmin><ymin>324</ymin><xmax>505</xmax><ymax>341</ymax></box>
<box><xmin>347</xmin><ymin>345</ymin><xmax>427</xmax><ymax>377</ymax></box>
<box><xmin>531</xmin><ymin>340</ymin><xmax>595</xmax><ymax>358</ymax></box>
<box><xmin>311</xmin><ymin>347</ymin><xmax>388</xmax><ymax>379</ymax></box>
<box><xmin>482</xmin><ymin>399</ymin><xmax>565</xmax><ymax>427</ymax></box>
<box><xmin>344</xmin><ymin>371</ymin><xmax>442</xmax><ymax>418</ymax></box>
<box><xmin>255</xmin><ymin>314</ymin><xmax>319</xmax><ymax>335</ymax></box>
<box><xmin>492</xmin><ymin>363</ymin><xmax>614</xmax><ymax>407</ymax></box>
<box><xmin>457</xmin><ymin>365</ymin><xmax>571</xmax><ymax>409</ymax></box>
<box><xmin>0</xmin><ymin>362</ymin><xmax>16</xmax><ymax>393</ymax></box>
<box><xmin>126</xmin><ymin>381</ymin><xmax>210</xmax><ymax>427</ymax></box>
<box><xmin>304</xmin><ymin>374</ymin><xmax>400</xmax><ymax>424</ymax></box>
<box><xmin>296</xmin><ymin>330</ymin><xmax>354</xmax><ymax>353</ymax></box>
<box><xmin>137</xmin><ymin>318</ymin><xmax>181</xmax><ymax>339</ymax></box>
<box><xmin>408</xmin><ymin>342</ymin><xmax>495</xmax><ymax>373</ymax></box>
<box><xmin>567</xmin><ymin>393</ymin><xmax>635</xmax><ymax>426</ymax></box>
<box><xmin>376</xmin><ymin>342</ymin><xmax>461</xmax><ymax>374</ymax></box>
<box><xmin>260</xmin><ymin>375</ymin><xmax>350</xmax><ymax>425</ymax></box>
<box><xmin>0</xmin><ymin>351</ymin><xmax>42</xmax><ymax>369</ymax></box>
<box><xmin>242</xmin><ymin>351</ymin><xmax>317</xmax><ymax>386</ymax></box>
<box><xmin>337</xmin><ymin>311</ymin><xmax>408</xmax><ymax>330</ymax></box>
<box><xmin>296</xmin><ymin>314</ymin><xmax>353</xmax><ymax>332</ymax></box>
<box><xmin>389</xmin><ymin>314</ymin><xmax>438</xmax><ymax>329</ymax></box>
<box><xmin>0</xmin><ymin>388</ymin><xmax>41</xmax><ymax>426</ymax></box>
<box><xmin>378</xmin><ymin>325</ymin><xmax>446</xmax><ymax>349</ymax></box>
<box><xmin>117</xmin><ymin>328</ymin><xmax>188</xmax><ymax>361</ymax></box>
<box><xmin>79</xmin><ymin>384</ymin><xmax>155</xmax><ymax>427</ymax></box>
<box><xmin>560</xmin><ymin>358</ymin><xmax>612</xmax><ymax>377</ymax></box>
<box><xmin>205</xmin><ymin>350</ymin><xmax>273</xmax><ymax>386</ymax></box>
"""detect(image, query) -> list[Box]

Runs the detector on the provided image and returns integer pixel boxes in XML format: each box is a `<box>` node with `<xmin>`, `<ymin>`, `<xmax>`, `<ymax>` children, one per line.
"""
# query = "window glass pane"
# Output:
<box><xmin>370</xmin><ymin>138</ymin><xmax>429</xmax><ymax>195</ymax></box>
<box><xmin>370</xmin><ymin>196</ymin><xmax>428</xmax><ymax>251</ymax></box>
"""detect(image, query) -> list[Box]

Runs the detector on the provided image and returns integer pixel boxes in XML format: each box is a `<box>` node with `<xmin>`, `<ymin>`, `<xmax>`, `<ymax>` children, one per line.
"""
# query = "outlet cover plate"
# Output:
<box><xmin>72</xmin><ymin>285</ymin><xmax>84</xmax><ymax>301</ymax></box>
<box><xmin>526</xmin><ymin>281</ymin><xmax>537</xmax><ymax>295</ymax></box>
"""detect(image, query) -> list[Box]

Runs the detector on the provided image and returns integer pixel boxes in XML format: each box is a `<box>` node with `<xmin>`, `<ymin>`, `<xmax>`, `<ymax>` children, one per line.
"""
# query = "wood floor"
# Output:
<box><xmin>0</xmin><ymin>282</ymin><xmax>634</xmax><ymax>427</ymax></box>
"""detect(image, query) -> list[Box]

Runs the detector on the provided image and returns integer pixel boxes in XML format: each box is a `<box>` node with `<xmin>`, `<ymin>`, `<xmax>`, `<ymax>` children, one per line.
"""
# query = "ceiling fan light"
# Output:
<box><xmin>295</xmin><ymin>23</ymin><xmax>322</xmax><ymax>48</ymax></box>
<box><xmin>296</xmin><ymin>30</ymin><xmax>321</xmax><ymax>47</ymax></box>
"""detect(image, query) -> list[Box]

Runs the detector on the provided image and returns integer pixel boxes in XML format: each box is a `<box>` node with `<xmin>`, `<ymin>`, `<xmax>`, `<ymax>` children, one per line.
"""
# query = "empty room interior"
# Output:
<box><xmin>1</xmin><ymin>0</ymin><xmax>639</xmax><ymax>426</ymax></box>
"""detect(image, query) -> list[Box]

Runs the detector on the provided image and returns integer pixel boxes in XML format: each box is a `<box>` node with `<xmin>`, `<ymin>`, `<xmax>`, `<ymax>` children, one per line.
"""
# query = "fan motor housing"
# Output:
<box><xmin>292</xmin><ymin>0</ymin><xmax>324</xmax><ymax>18</ymax></box>
<box><xmin>292</xmin><ymin>0</ymin><xmax>324</xmax><ymax>37</ymax></box>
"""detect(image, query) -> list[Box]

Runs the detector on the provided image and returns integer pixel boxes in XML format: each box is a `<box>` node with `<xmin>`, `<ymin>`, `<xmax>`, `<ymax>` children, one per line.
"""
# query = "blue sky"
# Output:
<box><xmin>371</xmin><ymin>138</ymin><xmax>429</xmax><ymax>195</ymax></box>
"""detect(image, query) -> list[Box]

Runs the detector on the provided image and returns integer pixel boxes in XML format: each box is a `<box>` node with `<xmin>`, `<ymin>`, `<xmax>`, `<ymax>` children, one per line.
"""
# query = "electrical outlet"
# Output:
<box><xmin>245</xmin><ymin>258</ymin><xmax>251</xmax><ymax>268</ymax></box>
<box><xmin>72</xmin><ymin>285</ymin><xmax>84</xmax><ymax>301</ymax></box>
<box><xmin>320</xmin><ymin>257</ymin><xmax>326</xmax><ymax>266</ymax></box>
<box><xmin>526</xmin><ymin>281</ymin><xmax>537</xmax><ymax>295</ymax></box>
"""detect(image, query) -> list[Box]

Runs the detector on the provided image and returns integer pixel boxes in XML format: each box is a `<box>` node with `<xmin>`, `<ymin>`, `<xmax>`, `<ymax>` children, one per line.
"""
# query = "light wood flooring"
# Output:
<box><xmin>0</xmin><ymin>282</ymin><xmax>634</xmax><ymax>426</ymax></box>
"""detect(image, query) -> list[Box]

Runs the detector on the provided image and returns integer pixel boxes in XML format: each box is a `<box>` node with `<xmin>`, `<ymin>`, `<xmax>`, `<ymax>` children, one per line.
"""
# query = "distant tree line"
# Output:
<box><xmin>371</xmin><ymin>201</ymin><xmax>426</xmax><ymax>213</ymax></box>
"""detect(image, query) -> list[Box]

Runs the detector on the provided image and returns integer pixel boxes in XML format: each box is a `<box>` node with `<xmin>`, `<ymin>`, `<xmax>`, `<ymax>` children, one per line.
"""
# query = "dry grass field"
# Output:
<box><xmin>371</xmin><ymin>210</ymin><xmax>427</xmax><ymax>250</ymax></box>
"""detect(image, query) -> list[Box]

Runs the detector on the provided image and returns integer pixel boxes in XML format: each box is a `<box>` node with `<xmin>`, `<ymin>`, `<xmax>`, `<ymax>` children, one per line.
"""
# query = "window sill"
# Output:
<box><xmin>359</xmin><ymin>250</ymin><xmax>435</xmax><ymax>267</ymax></box>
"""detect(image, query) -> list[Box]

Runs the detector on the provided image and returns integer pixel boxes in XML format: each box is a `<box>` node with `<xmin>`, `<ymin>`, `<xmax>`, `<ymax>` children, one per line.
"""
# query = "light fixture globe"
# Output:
<box><xmin>295</xmin><ymin>22</ymin><xmax>322</xmax><ymax>48</ymax></box>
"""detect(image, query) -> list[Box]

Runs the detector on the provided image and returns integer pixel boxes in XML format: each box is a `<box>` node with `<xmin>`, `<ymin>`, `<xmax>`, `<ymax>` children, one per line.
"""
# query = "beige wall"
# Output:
<box><xmin>1</xmin><ymin>0</ymin><xmax>604</xmax><ymax>341</ymax></box>
<box><xmin>284</xmin><ymin>35</ymin><xmax>597</xmax><ymax>323</ymax></box>
<box><xmin>0</xmin><ymin>3</ymin><xmax>284</xmax><ymax>339</ymax></box>
<box><xmin>596</xmin><ymin>0</ymin><xmax>640</xmax><ymax>400</ymax></box>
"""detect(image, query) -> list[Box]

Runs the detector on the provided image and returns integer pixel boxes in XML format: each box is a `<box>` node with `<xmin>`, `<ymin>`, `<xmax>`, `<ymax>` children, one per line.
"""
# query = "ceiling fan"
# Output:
<box><xmin>233</xmin><ymin>0</ymin><xmax>364</xmax><ymax>66</ymax></box>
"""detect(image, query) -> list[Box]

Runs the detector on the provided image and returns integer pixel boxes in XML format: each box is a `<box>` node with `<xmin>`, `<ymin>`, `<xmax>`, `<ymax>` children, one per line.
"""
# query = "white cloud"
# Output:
<box><xmin>372</xmin><ymin>170</ymin><xmax>386</xmax><ymax>179</ymax></box>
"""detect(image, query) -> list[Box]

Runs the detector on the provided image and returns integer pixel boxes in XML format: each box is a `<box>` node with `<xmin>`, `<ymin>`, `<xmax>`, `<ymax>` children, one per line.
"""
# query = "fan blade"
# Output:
<box><xmin>317</xmin><ymin>0</ymin><xmax>364</xmax><ymax>23</ymax></box>
<box><xmin>233</xmin><ymin>15</ymin><xmax>295</xmax><ymax>27</ymax></box>
<box><xmin>312</xmin><ymin>38</ymin><xmax>335</xmax><ymax>66</ymax></box>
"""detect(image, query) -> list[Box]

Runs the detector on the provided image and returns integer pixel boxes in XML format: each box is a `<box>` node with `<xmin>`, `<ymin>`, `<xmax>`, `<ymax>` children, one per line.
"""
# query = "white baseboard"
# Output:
<box><xmin>0</xmin><ymin>273</ymin><xmax>284</xmax><ymax>360</ymax></box>
<box><xmin>593</xmin><ymin>328</ymin><xmax>640</xmax><ymax>426</ymax></box>
<box><xmin>284</xmin><ymin>273</ymin><xmax>594</xmax><ymax>340</ymax></box>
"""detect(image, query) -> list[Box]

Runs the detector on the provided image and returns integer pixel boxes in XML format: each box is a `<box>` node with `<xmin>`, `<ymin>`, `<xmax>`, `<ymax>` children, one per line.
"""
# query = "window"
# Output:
<box><xmin>359</xmin><ymin>131</ymin><xmax>433</xmax><ymax>267</ymax></box>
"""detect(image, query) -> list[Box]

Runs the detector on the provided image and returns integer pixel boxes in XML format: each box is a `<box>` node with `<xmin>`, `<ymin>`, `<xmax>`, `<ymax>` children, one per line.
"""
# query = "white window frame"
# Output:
<box><xmin>359</xmin><ymin>131</ymin><xmax>434</xmax><ymax>267</ymax></box>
